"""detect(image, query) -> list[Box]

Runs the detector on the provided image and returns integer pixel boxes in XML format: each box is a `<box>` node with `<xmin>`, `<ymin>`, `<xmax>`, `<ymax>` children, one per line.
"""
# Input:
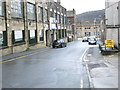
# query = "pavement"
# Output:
<box><xmin>84</xmin><ymin>44</ymin><xmax>119</xmax><ymax>88</ymax></box>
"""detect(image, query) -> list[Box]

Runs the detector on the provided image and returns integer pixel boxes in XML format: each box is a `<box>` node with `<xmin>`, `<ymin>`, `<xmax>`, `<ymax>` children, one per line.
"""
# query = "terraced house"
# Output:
<box><xmin>0</xmin><ymin>0</ymin><xmax>67</xmax><ymax>56</ymax></box>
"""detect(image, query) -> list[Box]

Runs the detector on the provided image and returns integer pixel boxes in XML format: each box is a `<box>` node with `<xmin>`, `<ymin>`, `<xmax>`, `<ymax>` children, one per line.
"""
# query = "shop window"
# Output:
<box><xmin>11</xmin><ymin>0</ymin><xmax>23</xmax><ymax>18</ymax></box>
<box><xmin>27</xmin><ymin>3</ymin><xmax>35</xmax><ymax>20</ymax></box>
<box><xmin>28</xmin><ymin>30</ymin><xmax>37</xmax><ymax>44</ymax></box>
<box><xmin>39</xmin><ymin>29</ymin><xmax>44</xmax><ymax>41</ymax></box>
<box><xmin>0</xmin><ymin>31</ymin><xmax>7</xmax><ymax>47</ymax></box>
<box><xmin>12</xmin><ymin>30</ymin><xmax>25</xmax><ymax>44</ymax></box>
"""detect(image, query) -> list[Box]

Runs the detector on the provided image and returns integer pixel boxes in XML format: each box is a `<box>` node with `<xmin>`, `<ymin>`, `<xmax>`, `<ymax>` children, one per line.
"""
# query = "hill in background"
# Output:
<box><xmin>76</xmin><ymin>9</ymin><xmax>105</xmax><ymax>24</ymax></box>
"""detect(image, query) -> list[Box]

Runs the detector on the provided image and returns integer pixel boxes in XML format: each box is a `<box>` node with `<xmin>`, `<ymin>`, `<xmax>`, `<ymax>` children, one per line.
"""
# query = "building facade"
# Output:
<box><xmin>105</xmin><ymin>0</ymin><xmax>120</xmax><ymax>50</ymax></box>
<box><xmin>0</xmin><ymin>0</ymin><xmax>67</xmax><ymax>56</ymax></box>
<box><xmin>76</xmin><ymin>24</ymin><xmax>101</xmax><ymax>38</ymax></box>
<box><xmin>66</xmin><ymin>9</ymin><xmax>76</xmax><ymax>42</ymax></box>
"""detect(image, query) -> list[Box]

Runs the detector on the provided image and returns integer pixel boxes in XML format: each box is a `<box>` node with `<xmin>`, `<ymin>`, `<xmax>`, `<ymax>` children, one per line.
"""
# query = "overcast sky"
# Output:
<box><xmin>59</xmin><ymin>0</ymin><xmax>105</xmax><ymax>14</ymax></box>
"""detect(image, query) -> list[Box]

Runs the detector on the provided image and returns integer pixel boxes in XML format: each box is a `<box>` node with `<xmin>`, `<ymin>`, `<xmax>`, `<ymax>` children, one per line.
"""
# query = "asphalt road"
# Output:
<box><xmin>2</xmin><ymin>40</ymin><xmax>90</xmax><ymax>88</ymax></box>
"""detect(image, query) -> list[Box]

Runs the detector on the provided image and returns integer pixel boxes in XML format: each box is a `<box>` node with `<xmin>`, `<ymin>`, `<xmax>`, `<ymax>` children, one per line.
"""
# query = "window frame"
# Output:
<box><xmin>10</xmin><ymin>0</ymin><xmax>23</xmax><ymax>19</ymax></box>
<box><xmin>27</xmin><ymin>2</ymin><xmax>36</xmax><ymax>20</ymax></box>
<box><xmin>39</xmin><ymin>29</ymin><xmax>44</xmax><ymax>42</ymax></box>
<box><xmin>0</xmin><ymin>31</ymin><xmax>7</xmax><ymax>47</ymax></box>
<box><xmin>0</xmin><ymin>1</ymin><xmax>4</xmax><ymax>16</ymax></box>
<box><xmin>12</xmin><ymin>30</ymin><xmax>25</xmax><ymax>44</ymax></box>
<box><xmin>45</xmin><ymin>9</ymin><xmax>48</xmax><ymax>22</ymax></box>
<box><xmin>38</xmin><ymin>6</ymin><xmax>43</xmax><ymax>22</ymax></box>
<box><xmin>28</xmin><ymin>30</ymin><xmax>37</xmax><ymax>44</ymax></box>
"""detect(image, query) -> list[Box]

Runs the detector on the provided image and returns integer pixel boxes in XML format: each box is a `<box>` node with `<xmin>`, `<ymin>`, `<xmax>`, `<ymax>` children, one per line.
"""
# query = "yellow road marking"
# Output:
<box><xmin>0</xmin><ymin>49</ymin><xmax>50</xmax><ymax>63</ymax></box>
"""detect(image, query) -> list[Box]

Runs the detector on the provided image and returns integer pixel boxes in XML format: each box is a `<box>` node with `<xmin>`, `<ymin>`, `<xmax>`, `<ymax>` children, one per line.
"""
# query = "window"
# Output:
<box><xmin>61</xmin><ymin>15</ymin><xmax>62</xmax><ymax>24</ymax></box>
<box><xmin>85</xmin><ymin>32</ymin><xmax>91</xmax><ymax>36</ymax></box>
<box><xmin>30</xmin><ymin>30</ymin><xmax>35</xmax><ymax>39</ymax></box>
<box><xmin>27</xmin><ymin>3</ymin><xmax>35</xmax><ymax>20</ymax></box>
<box><xmin>0</xmin><ymin>31</ymin><xmax>7</xmax><ymax>47</ymax></box>
<box><xmin>0</xmin><ymin>0</ymin><xmax>4</xmax><ymax>16</ymax></box>
<box><xmin>94</xmin><ymin>32</ymin><xmax>99</xmax><ymax>36</ymax></box>
<box><xmin>62</xmin><ymin>29</ymin><xmax>64</xmax><ymax>38</ymax></box>
<box><xmin>38</xmin><ymin>7</ymin><xmax>43</xmax><ymax>22</ymax></box>
<box><xmin>12</xmin><ymin>30</ymin><xmax>25</xmax><ymax>44</ymax></box>
<box><xmin>39</xmin><ymin>29</ymin><xmax>44</xmax><ymax>41</ymax></box>
<box><xmin>94</xmin><ymin>27</ymin><xmax>97</xmax><ymax>29</ymax></box>
<box><xmin>65</xmin><ymin>29</ymin><xmax>67</xmax><ymax>37</ymax></box>
<box><xmin>11</xmin><ymin>0</ymin><xmax>22</xmax><ymax>18</ymax></box>
<box><xmin>62</xmin><ymin>16</ymin><xmax>64</xmax><ymax>24</ymax></box>
<box><xmin>45</xmin><ymin>9</ymin><xmax>48</xmax><ymax>22</ymax></box>
<box><xmin>59</xmin><ymin>30</ymin><xmax>61</xmax><ymax>38</ymax></box>
<box><xmin>59</xmin><ymin>15</ymin><xmax>61</xmax><ymax>24</ymax></box>
<box><xmin>57</xmin><ymin>14</ymin><xmax>60</xmax><ymax>23</ymax></box>
<box><xmin>55</xmin><ymin>13</ymin><xmax>57</xmax><ymax>21</ymax></box>
<box><xmin>28</xmin><ymin>30</ymin><xmax>37</xmax><ymax>44</ymax></box>
<box><xmin>64</xmin><ymin>16</ymin><xmax>66</xmax><ymax>24</ymax></box>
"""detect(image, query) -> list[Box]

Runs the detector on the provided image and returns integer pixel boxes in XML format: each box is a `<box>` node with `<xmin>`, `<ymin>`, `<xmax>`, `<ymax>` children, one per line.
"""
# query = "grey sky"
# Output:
<box><xmin>60</xmin><ymin>0</ymin><xmax>105</xmax><ymax>14</ymax></box>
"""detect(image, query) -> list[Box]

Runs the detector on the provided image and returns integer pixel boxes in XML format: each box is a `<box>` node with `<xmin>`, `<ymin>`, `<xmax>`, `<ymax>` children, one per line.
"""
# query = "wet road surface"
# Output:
<box><xmin>2</xmin><ymin>40</ymin><xmax>90</xmax><ymax>88</ymax></box>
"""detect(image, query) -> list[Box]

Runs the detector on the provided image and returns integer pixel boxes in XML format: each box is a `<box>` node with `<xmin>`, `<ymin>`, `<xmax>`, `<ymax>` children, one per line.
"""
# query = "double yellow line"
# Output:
<box><xmin>0</xmin><ymin>49</ymin><xmax>50</xmax><ymax>63</ymax></box>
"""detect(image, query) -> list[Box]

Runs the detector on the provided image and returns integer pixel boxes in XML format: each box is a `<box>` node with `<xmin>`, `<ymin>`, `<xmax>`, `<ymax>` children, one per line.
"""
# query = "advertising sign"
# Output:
<box><xmin>15</xmin><ymin>31</ymin><xmax>23</xmax><ymax>42</ymax></box>
<box><xmin>50</xmin><ymin>17</ymin><xmax>56</xmax><ymax>30</ymax></box>
<box><xmin>105</xmin><ymin>40</ymin><xmax>114</xmax><ymax>48</ymax></box>
<box><xmin>30</xmin><ymin>30</ymin><xmax>35</xmax><ymax>39</ymax></box>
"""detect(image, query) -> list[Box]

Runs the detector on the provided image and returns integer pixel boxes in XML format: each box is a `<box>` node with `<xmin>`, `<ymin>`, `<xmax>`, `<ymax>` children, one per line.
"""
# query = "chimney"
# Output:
<box><xmin>57</xmin><ymin>0</ymin><xmax>61</xmax><ymax>5</ymax></box>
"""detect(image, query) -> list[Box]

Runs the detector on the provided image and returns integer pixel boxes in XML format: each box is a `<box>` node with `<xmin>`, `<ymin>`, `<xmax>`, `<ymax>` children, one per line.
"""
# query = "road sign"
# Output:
<box><xmin>105</xmin><ymin>40</ymin><xmax>114</xmax><ymax>48</ymax></box>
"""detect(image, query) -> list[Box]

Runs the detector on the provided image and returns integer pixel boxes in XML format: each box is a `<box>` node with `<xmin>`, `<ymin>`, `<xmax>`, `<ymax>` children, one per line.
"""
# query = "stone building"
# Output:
<box><xmin>76</xmin><ymin>23</ymin><xmax>101</xmax><ymax>39</ymax></box>
<box><xmin>66</xmin><ymin>9</ymin><xmax>76</xmax><ymax>42</ymax></box>
<box><xmin>105</xmin><ymin>0</ymin><xmax>120</xmax><ymax>50</ymax></box>
<box><xmin>0</xmin><ymin>0</ymin><xmax>67</xmax><ymax>56</ymax></box>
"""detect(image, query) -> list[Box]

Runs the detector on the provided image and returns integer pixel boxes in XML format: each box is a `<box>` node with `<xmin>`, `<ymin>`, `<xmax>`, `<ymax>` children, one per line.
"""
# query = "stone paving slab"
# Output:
<box><xmin>85</xmin><ymin>46</ymin><xmax>119</xmax><ymax>88</ymax></box>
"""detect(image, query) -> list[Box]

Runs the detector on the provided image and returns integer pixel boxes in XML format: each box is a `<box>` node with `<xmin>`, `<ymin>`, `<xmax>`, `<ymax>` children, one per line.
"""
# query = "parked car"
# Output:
<box><xmin>88</xmin><ymin>38</ymin><xmax>97</xmax><ymax>45</ymax></box>
<box><xmin>52</xmin><ymin>39</ymin><xmax>67</xmax><ymax>48</ymax></box>
<box><xmin>82</xmin><ymin>37</ymin><xmax>88</xmax><ymax>42</ymax></box>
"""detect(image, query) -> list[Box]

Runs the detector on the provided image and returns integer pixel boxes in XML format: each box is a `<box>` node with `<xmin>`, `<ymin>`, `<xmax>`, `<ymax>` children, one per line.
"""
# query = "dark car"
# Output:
<box><xmin>88</xmin><ymin>38</ymin><xmax>97</xmax><ymax>45</ymax></box>
<box><xmin>82</xmin><ymin>37</ymin><xmax>88</xmax><ymax>42</ymax></box>
<box><xmin>52</xmin><ymin>39</ymin><xmax>67</xmax><ymax>48</ymax></box>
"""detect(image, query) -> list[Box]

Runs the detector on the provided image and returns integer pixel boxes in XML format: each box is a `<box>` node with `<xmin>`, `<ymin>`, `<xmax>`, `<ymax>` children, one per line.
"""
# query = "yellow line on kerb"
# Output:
<box><xmin>0</xmin><ymin>49</ymin><xmax>50</xmax><ymax>63</ymax></box>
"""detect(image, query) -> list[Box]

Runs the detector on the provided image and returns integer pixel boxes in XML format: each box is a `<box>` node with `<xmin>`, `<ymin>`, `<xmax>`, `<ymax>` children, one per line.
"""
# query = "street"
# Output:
<box><xmin>2</xmin><ymin>40</ymin><xmax>90</xmax><ymax>88</ymax></box>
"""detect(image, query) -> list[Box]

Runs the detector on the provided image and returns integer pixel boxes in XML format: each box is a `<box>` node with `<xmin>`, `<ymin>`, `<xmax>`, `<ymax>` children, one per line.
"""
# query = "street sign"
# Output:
<box><xmin>105</xmin><ymin>40</ymin><xmax>114</xmax><ymax>48</ymax></box>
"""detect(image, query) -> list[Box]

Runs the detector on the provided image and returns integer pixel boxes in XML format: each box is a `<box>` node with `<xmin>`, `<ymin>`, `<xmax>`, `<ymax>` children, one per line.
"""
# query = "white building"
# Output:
<box><xmin>105</xmin><ymin>0</ymin><xmax>120</xmax><ymax>50</ymax></box>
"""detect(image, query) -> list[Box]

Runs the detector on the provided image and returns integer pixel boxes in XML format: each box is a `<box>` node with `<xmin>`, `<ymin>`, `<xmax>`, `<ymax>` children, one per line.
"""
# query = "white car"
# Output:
<box><xmin>88</xmin><ymin>38</ymin><xmax>97</xmax><ymax>45</ymax></box>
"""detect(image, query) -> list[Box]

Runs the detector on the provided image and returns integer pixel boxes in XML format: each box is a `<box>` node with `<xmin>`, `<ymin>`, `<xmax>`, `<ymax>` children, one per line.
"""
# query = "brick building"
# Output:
<box><xmin>0</xmin><ymin>0</ymin><xmax>67</xmax><ymax>56</ymax></box>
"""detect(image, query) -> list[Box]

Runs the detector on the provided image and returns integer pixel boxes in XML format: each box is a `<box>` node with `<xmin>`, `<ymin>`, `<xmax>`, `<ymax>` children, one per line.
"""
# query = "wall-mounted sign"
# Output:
<box><xmin>105</xmin><ymin>40</ymin><xmax>114</xmax><ymax>48</ymax></box>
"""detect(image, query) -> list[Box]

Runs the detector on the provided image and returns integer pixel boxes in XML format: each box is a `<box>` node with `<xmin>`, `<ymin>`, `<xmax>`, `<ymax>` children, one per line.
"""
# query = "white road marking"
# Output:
<box><xmin>80</xmin><ymin>79</ymin><xmax>83</xmax><ymax>88</ymax></box>
<box><xmin>80</xmin><ymin>48</ymin><xmax>89</xmax><ymax>61</ymax></box>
